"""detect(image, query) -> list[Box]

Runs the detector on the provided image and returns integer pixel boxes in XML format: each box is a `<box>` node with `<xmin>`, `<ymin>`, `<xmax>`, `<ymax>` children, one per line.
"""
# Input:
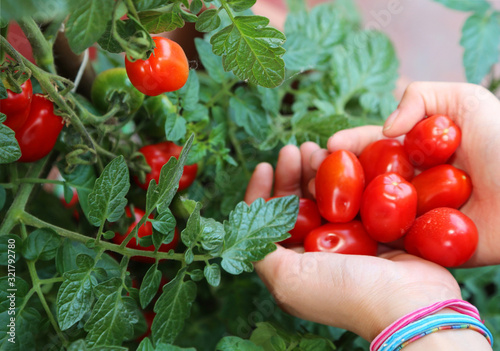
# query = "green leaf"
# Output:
<box><xmin>0</xmin><ymin>0</ymin><xmax>73</xmax><ymax>22</ymax></box>
<box><xmin>190</xmin><ymin>0</ymin><xmax>203</xmax><ymax>14</ymax></box>
<box><xmin>85</xmin><ymin>278</ymin><xmax>139</xmax><ymax>346</ymax></box>
<box><xmin>210</xmin><ymin>16</ymin><xmax>286</xmax><ymax>88</ymax></box>
<box><xmin>216</xmin><ymin>336</ymin><xmax>264</xmax><ymax>351</ymax></box>
<box><xmin>181</xmin><ymin>203</ymin><xmax>202</xmax><ymax>247</ymax></box>
<box><xmin>204</xmin><ymin>263</ymin><xmax>221</xmax><ymax>287</ymax></box>
<box><xmin>199</xmin><ymin>217</ymin><xmax>224</xmax><ymax>256</ymax></box>
<box><xmin>134</xmin><ymin>0</ymin><xmax>166</xmax><ymax>11</ymax></box>
<box><xmin>151</xmin><ymin>209</ymin><xmax>177</xmax><ymax>237</ymax></box>
<box><xmin>88</xmin><ymin>156</ymin><xmax>130</xmax><ymax>227</ymax></box>
<box><xmin>0</xmin><ymin>81</ymin><xmax>6</xmax><ymax>99</ymax></box>
<box><xmin>221</xmin><ymin>196</ymin><xmax>299</xmax><ymax>274</ymax></box>
<box><xmin>179</xmin><ymin>71</ymin><xmax>200</xmax><ymax>111</ymax></box>
<box><xmin>57</xmin><ymin>267</ymin><xmax>97</xmax><ymax>330</ymax></box>
<box><xmin>460</xmin><ymin>11</ymin><xmax>500</xmax><ymax>84</ymax></box>
<box><xmin>156</xmin><ymin>343</ymin><xmax>197</xmax><ymax>351</ymax></box>
<box><xmin>227</xmin><ymin>0</ymin><xmax>257</xmax><ymax>12</ymax></box>
<box><xmin>0</xmin><ymin>276</ymin><xmax>29</xmax><ymax>313</ymax></box>
<box><xmin>98</xmin><ymin>19</ymin><xmax>139</xmax><ymax>54</ymax></box>
<box><xmin>140</xmin><ymin>265</ymin><xmax>162</xmax><ymax>309</ymax></box>
<box><xmin>152</xmin><ymin>271</ymin><xmax>197</xmax><ymax>344</ymax></box>
<box><xmin>229</xmin><ymin>87</ymin><xmax>271</xmax><ymax>142</ymax></box>
<box><xmin>0</xmin><ymin>235</ymin><xmax>21</xmax><ymax>266</ymax></box>
<box><xmin>0</xmin><ymin>120</ymin><xmax>21</xmax><ymax>164</ymax></box>
<box><xmin>22</xmin><ymin>228</ymin><xmax>61</xmax><ymax>261</ymax></box>
<box><xmin>60</xmin><ymin>164</ymin><xmax>97</xmax><ymax>223</ymax></box>
<box><xmin>184</xmin><ymin>247</ymin><xmax>194</xmax><ymax>264</ymax></box>
<box><xmin>139</xmin><ymin>7</ymin><xmax>185</xmax><ymax>34</ymax></box>
<box><xmin>195</xmin><ymin>9</ymin><xmax>221</xmax><ymax>32</ymax></box>
<box><xmin>292</xmin><ymin>111</ymin><xmax>349</xmax><ymax>147</ymax></box>
<box><xmin>164</xmin><ymin>114</ymin><xmax>187</xmax><ymax>142</ymax></box>
<box><xmin>0</xmin><ymin>185</ymin><xmax>5</xmax><ymax>211</ymax></box>
<box><xmin>66</xmin><ymin>0</ymin><xmax>114</xmax><ymax>54</ymax></box>
<box><xmin>194</xmin><ymin>38</ymin><xmax>234</xmax><ymax>84</ymax></box>
<box><xmin>433</xmin><ymin>0</ymin><xmax>490</xmax><ymax>12</ymax></box>
<box><xmin>0</xmin><ymin>307</ymin><xmax>41</xmax><ymax>350</ymax></box>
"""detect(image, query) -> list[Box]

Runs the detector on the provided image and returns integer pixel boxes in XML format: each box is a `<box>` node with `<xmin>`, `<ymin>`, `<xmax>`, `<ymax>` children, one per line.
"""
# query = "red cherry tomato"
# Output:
<box><xmin>404</xmin><ymin>114</ymin><xmax>461</xmax><ymax>169</ymax></box>
<box><xmin>268</xmin><ymin>197</ymin><xmax>322</xmax><ymax>245</ymax></box>
<box><xmin>411</xmin><ymin>164</ymin><xmax>472</xmax><ymax>216</ymax></box>
<box><xmin>15</xmin><ymin>94</ymin><xmax>64</xmax><ymax>162</ymax></box>
<box><xmin>315</xmin><ymin>150</ymin><xmax>365</xmax><ymax>223</ymax></box>
<box><xmin>125</xmin><ymin>36</ymin><xmax>189</xmax><ymax>96</ymax></box>
<box><xmin>404</xmin><ymin>207</ymin><xmax>478</xmax><ymax>267</ymax></box>
<box><xmin>112</xmin><ymin>207</ymin><xmax>180</xmax><ymax>263</ymax></box>
<box><xmin>304</xmin><ymin>221</ymin><xmax>378</xmax><ymax>256</ymax></box>
<box><xmin>0</xmin><ymin>79</ymin><xmax>33</xmax><ymax>131</ymax></box>
<box><xmin>134</xmin><ymin>141</ymin><xmax>198</xmax><ymax>191</ymax></box>
<box><xmin>359</xmin><ymin>139</ymin><xmax>414</xmax><ymax>184</ymax></box>
<box><xmin>360</xmin><ymin>173</ymin><xmax>417</xmax><ymax>243</ymax></box>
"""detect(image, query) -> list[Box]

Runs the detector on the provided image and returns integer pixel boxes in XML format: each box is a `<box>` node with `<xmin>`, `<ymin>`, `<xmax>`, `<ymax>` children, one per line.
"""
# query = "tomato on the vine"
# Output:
<box><xmin>15</xmin><ymin>94</ymin><xmax>64</xmax><ymax>162</ymax></box>
<box><xmin>404</xmin><ymin>114</ymin><xmax>461</xmax><ymax>169</ymax></box>
<box><xmin>315</xmin><ymin>150</ymin><xmax>365</xmax><ymax>223</ymax></box>
<box><xmin>360</xmin><ymin>172</ymin><xmax>417</xmax><ymax>243</ymax></box>
<box><xmin>411</xmin><ymin>164</ymin><xmax>472</xmax><ymax>216</ymax></box>
<box><xmin>304</xmin><ymin>221</ymin><xmax>378</xmax><ymax>255</ymax></box>
<box><xmin>135</xmin><ymin>141</ymin><xmax>198</xmax><ymax>191</ymax></box>
<box><xmin>404</xmin><ymin>207</ymin><xmax>478</xmax><ymax>267</ymax></box>
<box><xmin>112</xmin><ymin>207</ymin><xmax>180</xmax><ymax>263</ymax></box>
<box><xmin>91</xmin><ymin>67</ymin><xmax>145</xmax><ymax>114</ymax></box>
<box><xmin>358</xmin><ymin>139</ymin><xmax>414</xmax><ymax>183</ymax></box>
<box><xmin>125</xmin><ymin>36</ymin><xmax>189</xmax><ymax>96</ymax></box>
<box><xmin>0</xmin><ymin>78</ymin><xmax>33</xmax><ymax>131</ymax></box>
<box><xmin>268</xmin><ymin>197</ymin><xmax>322</xmax><ymax>245</ymax></box>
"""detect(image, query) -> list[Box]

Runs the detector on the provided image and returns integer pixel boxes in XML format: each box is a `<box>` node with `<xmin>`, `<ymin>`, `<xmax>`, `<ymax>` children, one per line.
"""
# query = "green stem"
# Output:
<box><xmin>17</xmin><ymin>17</ymin><xmax>56</xmax><ymax>73</ymax></box>
<box><xmin>40</xmin><ymin>277</ymin><xmax>64</xmax><ymax>285</ymax></box>
<box><xmin>227</xmin><ymin>116</ymin><xmax>250</xmax><ymax>178</ymax></box>
<box><xmin>125</xmin><ymin>0</ymin><xmax>140</xmax><ymax>20</ymax></box>
<box><xmin>19</xmin><ymin>211</ymin><xmax>211</xmax><ymax>262</ymax></box>
<box><xmin>220</xmin><ymin>0</ymin><xmax>236</xmax><ymax>21</ymax></box>
<box><xmin>17</xmin><ymin>178</ymin><xmax>65</xmax><ymax>185</ymax></box>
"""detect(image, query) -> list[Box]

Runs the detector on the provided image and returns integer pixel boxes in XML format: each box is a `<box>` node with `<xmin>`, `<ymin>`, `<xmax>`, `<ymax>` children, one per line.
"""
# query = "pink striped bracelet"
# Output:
<box><xmin>370</xmin><ymin>299</ymin><xmax>482</xmax><ymax>351</ymax></box>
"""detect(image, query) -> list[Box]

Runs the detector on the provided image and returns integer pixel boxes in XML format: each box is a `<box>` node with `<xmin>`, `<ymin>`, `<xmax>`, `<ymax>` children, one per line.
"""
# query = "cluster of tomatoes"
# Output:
<box><xmin>279</xmin><ymin>115</ymin><xmax>477</xmax><ymax>268</ymax></box>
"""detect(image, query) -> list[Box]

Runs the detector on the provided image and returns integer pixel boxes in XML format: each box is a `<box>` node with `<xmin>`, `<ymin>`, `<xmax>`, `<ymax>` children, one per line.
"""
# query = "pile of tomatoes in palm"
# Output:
<box><xmin>279</xmin><ymin>114</ymin><xmax>476</xmax><ymax>268</ymax></box>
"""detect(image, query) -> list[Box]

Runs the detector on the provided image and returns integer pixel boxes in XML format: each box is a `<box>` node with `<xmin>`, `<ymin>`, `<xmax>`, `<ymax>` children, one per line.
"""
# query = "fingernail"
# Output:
<box><xmin>384</xmin><ymin>108</ymin><xmax>400</xmax><ymax>132</ymax></box>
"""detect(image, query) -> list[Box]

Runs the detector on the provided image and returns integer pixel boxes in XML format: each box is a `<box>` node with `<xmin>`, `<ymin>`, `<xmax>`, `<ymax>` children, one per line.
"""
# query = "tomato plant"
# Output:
<box><xmin>360</xmin><ymin>172</ymin><xmax>417</xmax><ymax>243</ymax></box>
<box><xmin>0</xmin><ymin>78</ymin><xmax>32</xmax><ymax>131</ymax></box>
<box><xmin>358</xmin><ymin>139</ymin><xmax>414</xmax><ymax>183</ymax></box>
<box><xmin>304</xmin><ymin>221</ymin><xmax>378</xmax><ymax>256</ymax></box>
<box><xmin>315</xmin><ymin>150</ymin><xmax>365</xmax><ymax>223</ymax></box>
<box><xmin>404</xmin><ymin>114</ymin><xmax>461</xmax><ymax>169</ymax></box>
<box><xmin>411</xmin><ymin>164</ymin><xmax>472</xmax><ymax>215</ymax></box>
<box><xmin>404</xmin><ymin>207</ymin><xmax>478</xmax><ymax>267</ymax></box>
<box><xmin>15</xmin><ymin>94</ymin><xmax>64</xmax><ymax>162</ymax></box>
<box><xmin>125</xmin><ymin>37</ymin><xmax>189</xmax><ymax>96</ymax></box>
<box><xmin>134</xmin><ymin>141</ymin><xmax>198</xmax><ymax>191</ymax></box>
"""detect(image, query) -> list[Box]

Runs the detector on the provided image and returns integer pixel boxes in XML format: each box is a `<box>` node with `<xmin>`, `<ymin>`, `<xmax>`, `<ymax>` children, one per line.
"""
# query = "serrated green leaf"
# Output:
<box><xmin>76</xmin><ymin>254</ymin><xmax>95</xmax><ymax>270</ymax></box>
<box><xmin>151</xmin><ymin>209</ymin><xmax>177</xmax><ymax>236</ymax></box>
<box><xmin>189</xmin><ymin>269</ymin><xmax>204</xmax><ymax>282</ymax></box>
<box><xmin>194</xmin><ymin>38</ymin><xmax>234</xmax><ymax>83</ymax></box>
<box><xmin>227</xmin><ymin>0</ymin><xmax>257</xmax><ymax>12</ymax></box>
<box><xmin>88</xmin><ymin>156</ymin><xmax>130</xmax><ymax>226</ymax></box>
<box><xmin>184</xmin><ymin>247</ymin><xmax>194</xmax><ymax>264</ymax></box>
<box><xmin>216</xmin><ymin>336</ymin><xmax>264</xmax><ymax>351</ymax></box>
<box><xmin>221</xmin><ymin>196</ymin><xmax>299</xmax><ymax>274</ymax></box>
<box><xmin>85</xmin><ymin>278</ymin><xmax>139</xmax><ymax>346</ymax></box>
<box><xmin>139</xmin><ymin>7</ymin><xmax>185</xmax><ymax>33</ymax></box>
<box><xmin>66</xmin><ymin>0</ymin><xmax>114</xmax><ymax>54</ymax></box>
<box><xmin>137</xmin><ymin>338</ymin><xmax>155</xmax><ymax>351</ymax></box>
<box><xmin>210</xmin><ymin>16</ymin><xmax>286</xmax><ymax>88</ymax></box>
<box><xmin>60</xmin><ymin>164</ymin><xmax>97</xmax><ymax>223</ymax></box>
<box><xmin>181</xmin><ymin>203</ymin><xmax>202</xmax><ymax>247</ymax></box>
<box><xmin>179</xmin><ymin>70</ymin><xmax>200</xmax><ymax>111</ymax></box>
<box><xmin>57</xmin><ymin>268</ymin><xmax>96</xmax><ymax>330</ymax></box>
<box><xmin>200</xmin><ymin>217</ymin><xmax>224</xmax><ymax>256</ymax></box>
<box><xmin>98</xmin><ymin>19</ymin><xmax>139</xmax><ymax>53</ymax></box>
<box><xmin>22</xmin><ymin>228</ymin><xmax>61</xmax><ymax>261</ymax></box>
<box><xmin>190</xmin><ymin>0</ymin><xmax>203</xmax><ymax>14</ymax></box>
<box><xmin>0</xmin><ymin>307</ymin><xmax>41</xmax><ymax>350</ymax></box>
<box><xmin>292</xmin><ymin>111</ymin><xmax>349</xmax><ymax>147</ymax></box>
<box><xmin>460</xmin><ymin>12</ymin><xmax>500</xmax><ymax>84</ymax></box>
<box><xmin>433</xmin><ymin>0</ymin><xmax>490</xmax><ymax>12</ymax></box>
<box><xmin>196</xmin><ymin>9</ymin><xmax>221</xmax><ymax>32</ymax></box>
<box><xmin>134</xmin><ymin>0</ymin><xmax>166</xmax><ymax>11</ymax></box>
<box><xmin>204</xmin><ymin>263</ymin><xmax>221</xmax><ymax>287</ymax></box>
<box><xmin>140</xmin><ymin>265</ymin><xmax>162</xmax><ymax>309</ymax></box>
<box><xmin>152</xmin><ymin>271</ymin><xmax>197</xmax><ymax>344</ymax></box>
<box><xmin>0</xmin><ymin>121</ymin><xmax>21</xmax><ymax>164</ymax></box>
<box><xmin>299</xmin><ymin>335</ymin><xmax>336</xmax><ymax>351</ymax></box>
<box><xmin>164</xmin><ymin>114</ymin><xmax>186</xmax><ymax>141</ymax></box>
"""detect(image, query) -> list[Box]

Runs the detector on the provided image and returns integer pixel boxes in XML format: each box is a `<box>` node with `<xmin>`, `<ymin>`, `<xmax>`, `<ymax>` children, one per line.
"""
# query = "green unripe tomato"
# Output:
<box><xmin>91</xmin><ymin>68</ymin><xmax>144</xmax><ymax>115</ymax></box>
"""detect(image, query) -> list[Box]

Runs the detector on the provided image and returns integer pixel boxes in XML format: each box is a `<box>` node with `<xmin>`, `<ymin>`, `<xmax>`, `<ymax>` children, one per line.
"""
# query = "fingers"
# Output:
<box><xmin>327</xmin><ymin>125</ymin><xmax>385</xmax><ymax>155</ymax></box>
<box><xmin>299</xmin><ymin>142</ymin><xmax>320</xmax><ymax>199</ymax></box>
<box><xmin>274</xmin><ymin>144</ymin><xmax>303</xmax><ymax>197</ymax></box>
<box><xmin>244</xmin><ymin>162</ymin><xmax>274</xmax><ymax>204</ymax></box>
<box><xmin>382</xmin><ymin>81</ymin><xmax>492</xmax><ymax>138</ymax></box>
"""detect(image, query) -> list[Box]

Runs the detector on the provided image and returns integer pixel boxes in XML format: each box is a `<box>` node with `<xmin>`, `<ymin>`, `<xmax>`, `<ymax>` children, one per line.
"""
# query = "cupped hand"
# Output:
<box><xmin>245</xmin><ymin>143</ymin><xmax>462</xmax><ymax>342</ymax></box>
<box><xmin>322</xmin><ymin>82</ymin><xmax>500</xmax><ymax>266</ymax></box>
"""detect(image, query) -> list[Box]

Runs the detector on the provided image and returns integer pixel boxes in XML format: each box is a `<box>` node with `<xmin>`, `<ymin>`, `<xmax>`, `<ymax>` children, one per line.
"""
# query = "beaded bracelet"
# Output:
<box><xmin>370</xmin><ymin>299</ymin><xmax>483</xmax><ymax>351</ymax></box>
<box><xmin>377</xmin><ymin>313</ymin><xmax>493</xmax><ymax>351</ymax></box>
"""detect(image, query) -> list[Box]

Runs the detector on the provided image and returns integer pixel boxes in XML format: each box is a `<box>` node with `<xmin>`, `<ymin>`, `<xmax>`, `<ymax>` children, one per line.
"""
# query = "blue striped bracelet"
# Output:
<box><xmin>377</xmin><ymin>313</ymin><xmax>493</xmax><ymax>351</ymax></box>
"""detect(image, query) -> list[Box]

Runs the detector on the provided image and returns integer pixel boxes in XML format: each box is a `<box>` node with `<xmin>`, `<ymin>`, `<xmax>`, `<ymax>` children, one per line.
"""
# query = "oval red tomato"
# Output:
<box><xmin>404</xmin><ymin>207</ymin><xmax>478</xmax><ymax>267</ymax></box>
<box><xmin>16</xmin><ymin>94</ymin><xmax>64</xmax><ymax>162</ymax></box>
<box><xmin>0</xmin><ymin>78</ymin><xmax>33</xmax><ymax>131</ymax></box>
<box><xmin>125</xmin><ymin>36</ymin><xmax>189</xmax><ymax>96</ymax></box>
<box><xmin>268</xmin><ymin>197</ymin><xmax>322</xmax><ymax>245</ymax></box>
<box><xmin>359</xmin><ymin>139</ymin><xmax>414</xmax><ymax>184</ymax></box>
<box><xmin>404</xmin><ymin>114</ymin><xmax>461</xmax><ymax>169</ymax></box>
<box><xmin>315</xmin><ymin>150</ymin><xmax>365</xmax><ymax>223</ymax></box>
<box><xmin>304</xmin><ymin>221</ymin><xmax>378</xmax><ymax>256</ymax></box>
<box><xmin>411</xmin><ymin>164</ymin><xmax>472</xmax><ymax>216</ymax></box>
<box><xmin>112</xmin><ymin>207</ymin><xmax>179</xmax><ymax>263</ymax></box>
<box><xmin>135</xmin><ymin>141</ymin><xmax>198</xmax><ymax>191</ymax></box>
<box><xmin>360</xmin><ymin>173</ymin><xmax>417</xmax><ymax>243</ymax></box>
